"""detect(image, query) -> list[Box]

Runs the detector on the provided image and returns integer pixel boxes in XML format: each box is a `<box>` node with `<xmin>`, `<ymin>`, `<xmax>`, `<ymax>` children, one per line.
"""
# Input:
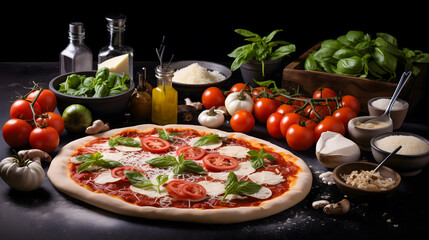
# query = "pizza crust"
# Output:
<box><xmin>47</xmin><ymin>124</ymin><xmax>312</xmax><ymax>224</ymax></box>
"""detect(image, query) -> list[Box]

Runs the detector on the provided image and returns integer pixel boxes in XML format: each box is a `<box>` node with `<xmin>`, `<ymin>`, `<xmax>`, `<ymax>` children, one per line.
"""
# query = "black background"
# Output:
<box><xmin>3</xmin><ymin>2</ymin><xmax>428</xmax><ymax>63</ymax></box>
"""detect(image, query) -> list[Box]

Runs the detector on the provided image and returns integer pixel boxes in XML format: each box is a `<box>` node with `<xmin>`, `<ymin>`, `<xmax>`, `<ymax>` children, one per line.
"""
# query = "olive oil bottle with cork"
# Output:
<box><xmin>130</xmin><ymin>67</ymin><xmax>152</xmax><ymax>123</ymax></box>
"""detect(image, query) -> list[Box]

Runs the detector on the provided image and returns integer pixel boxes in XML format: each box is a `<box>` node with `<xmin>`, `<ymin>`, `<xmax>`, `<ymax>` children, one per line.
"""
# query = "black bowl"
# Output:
<box><xmin>49</xmin><ymin>71</ymin><xmax>135</xmax><ymax>122</ymax></box>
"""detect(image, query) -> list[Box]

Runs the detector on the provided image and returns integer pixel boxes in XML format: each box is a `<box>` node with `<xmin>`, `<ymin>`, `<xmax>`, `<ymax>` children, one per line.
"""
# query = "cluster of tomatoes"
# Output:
<box><xmin>201</xmin><ymin>83</ymin><xmax>360</xmax><ymax>152</ymax></box>
<box><xmin>2</xmin><ymin>87</ymin><xmax>64</xmax><ymax>153</ymax></box>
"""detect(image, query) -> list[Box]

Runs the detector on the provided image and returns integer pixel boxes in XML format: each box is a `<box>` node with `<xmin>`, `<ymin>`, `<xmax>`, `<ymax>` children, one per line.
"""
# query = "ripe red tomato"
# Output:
<box><xmin>29</xmin><ymin>126</ymin><xmax>60</xmax><ymax>153</ymax></box>
<box><xmin>274</xmin><ymin>95</ymin><xmax>289</xmax><ymax>107</ymax></box>
<box><xmin>176</xmin><ymin>146</ymin><xmax>206</xmax><ymax>160</ymax></box>
<box><xmin>253</xmin><ymin>97</ymin><xmax>278</xmax><ymax>123</ymax></box>
<box><xmin>276</xmin><ymin>104</ymin><xmax>296</xmax><ymax>115</ymax></box>
<box><xmin>141</xmin><ymin>136</ymin><xmax>171</xmax><ymax>153</ymax></box>
<box><xmin>26</xmin><ymin>89</ymin><xmax>57</xmax><ymax>113</ymax></box>
<box><xmin>230</xmin><ymin>110</ymin><xmax>255</xmax><ymax>133</ymax></box>
<box><xmin>291</xmin><ymin>97</ymin><xmax>308</xmax><ymax>108</ymax></box>
<box><xmin>166</xmin><ymin>180</ymin><xmax>206</xmax><ymax>200</ymax></box>
<box><xmin>332</xmin><ymin>107</ymin><xmax>357</xmax><ymax>130</ymax></box>
<box><xmin>201</xmin><ymin>87</ymin><xmax>225</xmax><ymax>109</ymax></box>
<box><xmin>202</xmin><ymin>154</ymin><xmax>239</xmax><ymax>171</ymax></box>
<box><xmin>36</xmin><ymin>112</ymin><xmax>65</xmax><ymax>135</ymax></box>
<box><xmin>111</xmin><ymin>166</ymin><xmax>144</xmax><ymax>181</ymax></box>
<box><xmin>313</xmin><ymin>116</ymin><xmax>345</xmax><ymax>141</ymax></box>
<box><xmin>279</xmin><ymin>112</ymin><xmax>303</xmax><ymax>137</ymax></box>
<box><xmin>252</xmin><ymin>87</ymin><xmax>272</xmax><ymax>101</ymax></box>
<box><xmin>305</xmin><ymin>105</ymin><xmax>332</xmax><ymax>120</ymax></box>
<box><xmin>2</xmin><ymin>118</ymin><xmax>33</xmax><ymax>148</ymax></box>
<box><xmin>340</xmin><ymin>95</ymin><xmax>360</xmax><ymax>114</ymax></box>
<box><xmin>313</xmin><ymin>87</ymin><xmax>337</xmax><ymax>111</ymax></box>
<box><xmin>286</xmin><ymin>124</ymin><xmax>315</xmax><ymax>151</ymax></box>
<box><xmin>10</xmin><ymin>99</ymin><xmax>42</xmax><ymax>121</ymax></box>
<box><xmin>229</xmin><ymin>83</ymin><xmax>250</xmax><ymax>94</ymax></box>
<box><xmin>266</xmin><ymin>112</ymin><xmax>284</xmax><ymax>139</ymax></box>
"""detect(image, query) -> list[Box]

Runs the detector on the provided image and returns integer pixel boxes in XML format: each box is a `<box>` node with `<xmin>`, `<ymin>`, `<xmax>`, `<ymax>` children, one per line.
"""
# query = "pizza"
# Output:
<box><xmin>47</xmin><ymin>124</ymin><xmax>312</xmax><ymax>223</ymax></box>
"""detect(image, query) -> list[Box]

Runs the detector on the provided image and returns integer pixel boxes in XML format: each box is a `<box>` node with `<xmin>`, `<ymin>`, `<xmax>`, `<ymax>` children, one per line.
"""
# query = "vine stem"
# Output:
<box><xmin>29</xmin><ymin>88</ymin><xmax>44</xmax><ymax>127</ymax></box>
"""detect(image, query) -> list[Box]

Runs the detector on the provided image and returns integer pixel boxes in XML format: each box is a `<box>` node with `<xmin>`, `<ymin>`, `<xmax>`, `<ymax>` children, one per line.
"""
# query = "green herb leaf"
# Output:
<box><xmin>155</xmin><ymin>175</ymin><xmax>169</xmax><ymax>193</ymax></box>
<box><xmin>76</xmin><ymin>152</ymin><xmax>123</xmax><ymax>173</ymax></box>
<box><xmin>146</xmin><ymin>154</ymin><xmax>206</xmax><ymax>175</ymax></box>
<box><xmin>146</xmin><ymin>155</ymin><xmax>178</xmax><ymax>168</ymax></box>
<box><xmin>109</xmin><ymin>136</ymin><xmax>142</xmax><ymax>148</ymax></box>
<box><xmin>247</xmin><ymin>148</ymin><xmax>276</xmax><ymax>170</ymax></box>
<box><xmin>156</xmin><ymin>128</ymin><xmax>182</xmax><ymax>141</ymax></box>
<box><xmin>125</xmin><ymin>171</ymin><xmax>154</xmax><ymax>188</ymax></box>
<box><xmin>192</xmin><ymin>134</ymin><xmax>220</xmax><ymax>147</ymax></box>
<box><xmin>221</xmin><ymin>172</ymin><xmax>262</xmax><ymax>201</ymax></box>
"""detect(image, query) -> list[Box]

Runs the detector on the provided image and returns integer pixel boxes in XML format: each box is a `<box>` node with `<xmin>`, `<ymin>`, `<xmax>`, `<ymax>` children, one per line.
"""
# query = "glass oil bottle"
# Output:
<box><xmin>151</xmin><ymin>65</ymin><xmax>177</xmax><ymax>125</ymax></box>
<box><xmin>130</xmin><ymin>67</ymin><xmax>152</xmax><ymax>123</ymax></box>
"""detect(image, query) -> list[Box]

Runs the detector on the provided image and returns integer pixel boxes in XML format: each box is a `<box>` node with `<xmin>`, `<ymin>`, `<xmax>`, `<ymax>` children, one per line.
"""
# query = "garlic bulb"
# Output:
<box><xmin>315</xmin><ymin>131</ymin><xmax>360</xmax><ymax>168</ymax></box>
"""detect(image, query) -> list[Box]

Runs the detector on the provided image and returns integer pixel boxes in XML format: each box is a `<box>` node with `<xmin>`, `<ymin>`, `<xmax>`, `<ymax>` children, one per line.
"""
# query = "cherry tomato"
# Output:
<box><xmin>201</xmin><ymin>87</ymin><xmax>225</xmax><ymax>109</ymax></box>
<box><xmin>10</xmin><ymin>99</ymin><xmax>42</xmax><ymax>121</ymax></box>
<box><xmin>286</xmin><ymin>124</ymin><xmax>315</xmax><ymax>151</ymax></box>
<box><xmin>176</xmin><ymin>146</ymin><xmax>206</xmax><ymax>160</ymax></box>
<box><xmin>166</xmin><ymin>180</ymin><xmax>206</xmax><ymax>200</ymax></box>
<box><xmin>276</xmin><ymin>104</ymin><xmax>296</xmax><ymax>115</ymax></box>
<box><xmin>332</xmin><ymin>107</ymin><xmax>357</xmax><ymax>130</ymax></box>
<box><xmin>341</xmin><ymin>95</ymin><xmax>360</xmax><ymax>114</ymax></box>
<box><xmin>252</xmin><ymin>87</ymin><xmax>272</xmax><ymax>101</ymax></box>
<box><xmin>202</xmin><ymin>154</ymin><xmax>239</xmax><ymax>171</ymax></box>
<box><xmin>313</xmin><ymin>87</ymin><xmax>337</xmax><ymax>99</ymax></box>
<box><xmin>304</xmin><ymin>119</ymin><xmax>318</xmax><ymax>131</ymax></box>
<box><xmin>111</xmin><ymin>166</ymin><xmax>144</xmax><ymax>181</ymax></box>
<box><xmin>29</xmin><ymin>126</ymin><xmax>60</xmax><ymax>153</ymax></box>
<box><xmin>26</xmin><ymin>89</ymin><xmax>57</xmax><ymax>113</ymax></box>
<box><xmin>266</xmin><ymin>112</ymin><xmax>284</xmax><ymax>139</ymax></box>
<box><xmin>313</xmin><ymin>116</ymin><xmax>345</xmax><ymax>141</ymax></box>
<box><xmin>291</xmin><ymin>97</ymin><xmax>308</xmax><ymax>108</ymax></box>
<box><xmin>229</xmin><ymin>83</ymin><xmax>250</xmax><ymax>94</ymax></box>
<box><xmin>141</xmin><ymin>136</ymin><xmax>171</xmax><ymax>153</ymax></box>
<box><xmin>253</xmin><ymin>97</ymin><xmax>278</xmax><ymax>123</ymax></box>
<box><xmin>274</xmin><ymin>95</ymin><xmax>289</xmax><ymax>107</ymax></box>
<box><xmin>2</xmin><ymin>118</ymin><xmax>33</xmax><ymax>148</ymax></box>
<box><xmin>36</xmin><ymin>112</ymin><xmax>65</xmax><ymax>135</ymax></box>
<box><xmin>279</xmin><ymin>112</ymin><xmax>304</xmax><ymax>137</ymax></box>
<box><xmin>230</xmin><ymin>110</ymin><xmax>255</xmax><ymax>133</ymax></box>
<box><xmin>305</xmin><ymin>105</ymin><xmax>332</xmax><ymax>120</ymax></box>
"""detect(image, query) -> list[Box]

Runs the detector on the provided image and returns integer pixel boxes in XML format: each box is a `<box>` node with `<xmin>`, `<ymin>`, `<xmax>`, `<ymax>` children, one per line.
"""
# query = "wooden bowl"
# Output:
<box><xmin>333</xmin><ymin>162</ymin><xmax>401</xmax><ymax>201</ymax></box>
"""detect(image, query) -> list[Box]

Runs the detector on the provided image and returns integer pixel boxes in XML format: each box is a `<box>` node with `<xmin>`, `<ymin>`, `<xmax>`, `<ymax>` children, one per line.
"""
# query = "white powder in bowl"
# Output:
<box><xmin>371</xmin><ymin>98</ymin><xmax>404</xmax><ymax>111</ymax></box>
<box><xmin>375</xmin><ymin>135</ymin><xmax>429</xmax><ymax>155</ymax></box>
<box><xmin>172</xmin><ymin>63</ymin><xmax>225</xmax><ymax>85</ymax></box>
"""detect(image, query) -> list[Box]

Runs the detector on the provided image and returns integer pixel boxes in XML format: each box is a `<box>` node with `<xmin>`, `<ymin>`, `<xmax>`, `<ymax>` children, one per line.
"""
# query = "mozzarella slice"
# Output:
<box><xmin>248</xmin><ymin>171</ymin><xmax>285</xmax><ymax>185</ymax></box>
<box><xmin>198</xmin><ymin>181</ymin><xmax>225</xmax><ymax>196</ymax></box>
<box><xmin>208</xmin><ymin>161</ymin><xmax>256</xmax><ymax>181</ymax></box>
<box><xmin>94</xmin><ymin>172</ymin><xmax>121</xmax><ymax>184</ymax></box>
<box><xmin>129</xmin><ymin>185</ymin><xmax>168</xmax><ymax>198</ymax></box>
<box><xmin>246</xmin><ymin>186</ymin><xmax>272</xmax><ymax>199</ymax></box>
<box><xmin>218</xmin><ymin>146</ymin><xmax>250</xmax><ymax>159</ymax></box>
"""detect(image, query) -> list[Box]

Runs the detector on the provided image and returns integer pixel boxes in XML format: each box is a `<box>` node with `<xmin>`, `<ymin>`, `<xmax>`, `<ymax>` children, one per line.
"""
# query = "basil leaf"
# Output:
<box><xmin>156</xmin><ymin>128</ymin><xmax>182</xmax><ymax>141</ymax></box>
<box><xmin>109</xmin><ymin>136</ymin><xmax>142</xmax><ymax>148</ymax></box>
<box><xmin>155</xmin><ymin>175</ymin><xmax>169</xmax><ymax>193</ymax></box>
<box><xmin>147</xmin><ymin>154</ymin><xmax>206</xmax><ymax>175</ymax></box>
<box><xmin>247</xmin><ymin>148</ymin><xmax>276</xmax><ymax>170</ymax></box>
<box><xmin>125</xmin><ymin>171</ymin><xmax>154</xmax><ymax>188</ymax></box>
<box><xmin>108</xmin><ymin>136</ymin><xmax>120</xmax><ymax>148</ymax></box>
<box><xmin>146</xmin><ymin>155</ymin><xmax>178</xmax><ymax>168</ymax></box>
<box><xmin>76</xmin><ymin>152</ymin><xmax>122</xmax><ymax>173</ymax></box>
<box><xmin>172</xmin><ymin>164</ymin><xmax>187</xmax><ymax>175</ymax></box>
<box><xmin>97</xmin><ymin>158</ymin><xmax>123</xmax><ymax>169</ymax></box>
<box><xmin>182</xmin><ymin>160</ymin><xmax>206</xmax><ymax>174</ymax></box>
<box><xmin>193</xmin><ymin>134</ymin><xmax>220</xmax><ymax>147</ymax></box>
<box><xmin>75</xmin><ymin>154</ymin><xmax>93</xmax><ymax>162</ymax></box>
<box><xmin>221</xmin><ymin>172</ymin><xmax>262</xmax><ymax>201</ymax></box>
<box><xmin>78</xmin><ymin>160</ymin><xmax>96</xmax><ymax>173</ymax></box>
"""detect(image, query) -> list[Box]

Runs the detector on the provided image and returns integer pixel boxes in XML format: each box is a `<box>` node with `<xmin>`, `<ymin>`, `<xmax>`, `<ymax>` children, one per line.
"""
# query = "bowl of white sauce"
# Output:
<box><xmin>368</xmin><ymin>97</ymin><xmax>409</xmax><ymax>130</ymax></box>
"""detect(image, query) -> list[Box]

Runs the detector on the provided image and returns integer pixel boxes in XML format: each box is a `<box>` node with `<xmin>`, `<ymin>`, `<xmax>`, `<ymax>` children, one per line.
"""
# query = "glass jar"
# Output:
<box><xmin>151</xmin><ymin>65</ymin><xmax>178</xmax><ymax>125</ymax></box>
<box><xmin>98</xmin><ymin>14</ymin><xmax>134</xmax><ymax>79</ymax></box>
<box><xmin>60</xmin><ymin>22</ymin><xmax>93</xmax><ymax>74</ymax></box>
<box><xmin>130</xmin><ymin>68</ymin><xmax>152</xmax><ymax>123</ymax></box>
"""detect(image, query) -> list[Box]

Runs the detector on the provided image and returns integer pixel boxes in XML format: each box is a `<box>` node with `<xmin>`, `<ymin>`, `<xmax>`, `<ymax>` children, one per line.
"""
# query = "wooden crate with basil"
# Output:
<box><xmin>282</xmin><ymin>31</ymin><xmax>429</xmax><ymax>113</ymax></box>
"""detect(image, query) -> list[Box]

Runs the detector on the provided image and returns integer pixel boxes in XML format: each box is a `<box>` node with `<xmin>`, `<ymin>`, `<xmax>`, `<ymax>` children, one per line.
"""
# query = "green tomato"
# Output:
<box><xmin>62</xmin><ymin>104</ymin><xmax>92</xmax><ymax>133</ymax></box>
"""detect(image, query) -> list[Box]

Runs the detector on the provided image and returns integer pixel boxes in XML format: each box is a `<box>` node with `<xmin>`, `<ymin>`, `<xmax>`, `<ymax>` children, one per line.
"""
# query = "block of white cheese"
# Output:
<box><xmin>98</xmin><ymin>54</ymin><xmax>129</xmax><ymax>75</ymax></box>
<box><xmin>315</xmin><ymin>131</ymin><xmax>360</xmax><ymax>168</ymax></box>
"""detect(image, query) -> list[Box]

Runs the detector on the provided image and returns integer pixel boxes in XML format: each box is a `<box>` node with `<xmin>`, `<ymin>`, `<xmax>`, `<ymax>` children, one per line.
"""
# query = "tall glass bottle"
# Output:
<box><xmin>151</xmin><ymin>65</ymin><xmax>178</xmax><ymax>125</ymax></box>
<box><xmin>98</xmin><ymin>14</ymin><xmax>134</xmax><ymax>79</ymax></box>
<box><xmin>60</xmin><ymin>22</ymin><xmax>93</xmax><ymax>74</ymax></box>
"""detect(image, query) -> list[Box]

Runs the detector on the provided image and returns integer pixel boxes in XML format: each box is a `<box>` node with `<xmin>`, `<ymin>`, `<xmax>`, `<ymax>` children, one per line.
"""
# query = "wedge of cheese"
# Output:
<box><xmin>98</xmin><ymin>54</ymin><xmax>129</xmax><ymax>74</ymax></box>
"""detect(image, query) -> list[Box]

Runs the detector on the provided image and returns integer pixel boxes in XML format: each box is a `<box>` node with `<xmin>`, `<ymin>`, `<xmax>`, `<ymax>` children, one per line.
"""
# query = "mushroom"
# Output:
<box><xmin>184</xmin><ymin>98</ymin><xmax>203</xmax><ymax>110</ymax></box>
<box><xmin>312</xmin><ymin>200</ymin><xmax>330</xmax><ymax>209</ymax></box>
<box><xmin>323</xmin><ymin>199</ymin><xmax>350</xmax><ymax>215</ymax></box>
<box><xmin>85</xmin><ymin>120</ymin><xmax>110</xmax><ymax>135</ymax></box>
<box><xmin>17</xmin><ymin>149</ymin><xmax>52</xmax><ymax>164</ymax></box>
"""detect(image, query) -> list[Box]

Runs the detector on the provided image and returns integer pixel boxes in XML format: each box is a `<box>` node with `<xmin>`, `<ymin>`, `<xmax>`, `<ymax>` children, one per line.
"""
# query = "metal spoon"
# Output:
<box><xmin>364</xmin><ymin>71</ymin><xmax>412</xmax><ymax>125</ymax></box>
<box><xmin>374</xmin><ymin>145</ymin><xmax>402</xmax><ymax>171</ymax></box>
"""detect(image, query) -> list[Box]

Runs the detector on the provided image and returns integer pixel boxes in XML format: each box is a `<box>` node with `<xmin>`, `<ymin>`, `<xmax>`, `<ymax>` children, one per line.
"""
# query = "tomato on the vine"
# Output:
<box><xmin>286</xmin><ymin>124</ymin><xmax>315</xmax><ymax>151</ymax></box>
<box><xmin>340</xmin><ymin>95</ymin><xmax>360</xmax><ymax>114</ymax></box>
<box><xmin>313</xmin><ymin>116</ymin><xmax>345</xmax><ymax>141</ymax></box>
<box><xmin>279</xmin><ymin>112</ymin><xmax>304</xmax><ymax>137</ymax></box>
<box><xmin>229</xmin><ymin>83</ymin><xmax>249</xmax><ymax>94</ymax></box>
<box><xmin>252</xmin><ymin>87</ymin><xmax>272</xmax><ymax>101</ymax></box>
<box><xmin>26</xmin><ymin>89</ymin><xmax>57</xmax><ymax>113</ymax></box>
<box><xmin>201</xmin><ymin>87</ymin><xmax>225</xmax><ymax>109</ymax></box>
<box><xmin>332</xmin><ymin>107</ymin><xmax>357</xmax><ymax>130</ymax></box>
<box><xmin>36</xmin><ymin>112</ymin><xmax>65</xmax><ymax>135</ymax></box>
<box><xmin>305</xmin><ymin>105</ymin><xmax>331</xmax><ymax>120</ymax></box>
<box><xmin>266</xmin><ymin>112</ymin><xmax>284</xmax><ymax>139</ymax></box>
<box><xmin>230</xmin><ymin>110</ymin><xmax>255</xmax><ymax>133</ymax></box>
<box><xmin>291</xmin><ymin>96</ymin><xmax>308</xmax><ymax>108</ymax></box>
<box><xmin>253</xmin><ymin>97</ymin><xmax>278</xmax><ymax>123</ymax></box>
<box><xmin>276</xmin><ymin>104</ymin><xmax>296</xmax><ymax>115</ymax></box>
<box><xmin>29</xmin><ymin>126</ymin><xmax>60</xmax><ymax>153</ymax></box>
<box><xmin>2</xmin><ymin>118</ymin><xmax>33</xmax><ymax>148</ymax></box>
<box><xmin>10</xmin><ymin>99</ymin><xmax>42</xmax><ymax>121</ymax></box>
<box><xmin>313</xmin><ymin>87</ymin><xmax>337</xmax><ymax>111</ymax></box>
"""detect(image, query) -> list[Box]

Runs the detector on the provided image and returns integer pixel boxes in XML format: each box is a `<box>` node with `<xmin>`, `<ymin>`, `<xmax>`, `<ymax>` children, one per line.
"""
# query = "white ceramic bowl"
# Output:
<box><xmin>368</xmin><ymin>97</ymin><xmax>408</xmax><ymax>130</ymax></box>
<box><xmin>348</xmin><ymin>116</ymin><xmax>393</xmax><ymax>151</ymax></box>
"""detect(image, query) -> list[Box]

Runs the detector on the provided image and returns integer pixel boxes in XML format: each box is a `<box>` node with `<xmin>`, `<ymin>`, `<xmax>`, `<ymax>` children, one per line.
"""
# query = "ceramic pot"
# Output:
<box><xmin>239</xmin><ymin>58</ymin><xmax>283</xmax><ymax>86</ymax></box>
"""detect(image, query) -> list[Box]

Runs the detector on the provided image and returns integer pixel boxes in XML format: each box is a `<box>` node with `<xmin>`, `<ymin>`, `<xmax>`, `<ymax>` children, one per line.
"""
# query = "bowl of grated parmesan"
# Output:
<box><xmin>169</xmin><ymin>61</ymin><xmax>231</xmax><ymax>102</ymax></box>
<box><xmin>371</xmin><ymin>132</ymin><xmax>429</xmax><ymax>176</ymax></box>
<box><xmin>333</xmin><ymin>162</ymin><xmax>401</xmax><ymax>200</ymax></box>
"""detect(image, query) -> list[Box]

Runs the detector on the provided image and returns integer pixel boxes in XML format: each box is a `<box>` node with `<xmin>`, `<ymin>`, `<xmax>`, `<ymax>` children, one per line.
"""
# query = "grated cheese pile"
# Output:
<box><xmin>341</xmin><ymin>170</ymin><xmax>395</xmax><ymax>191</ymax></box>
<box><xmin>172</xmin><ymin>63</ymin><xmax>225</xmax><ymax>84</ymax></box>
<box><xmin>375</xmin><ymin>135</ymin><xmax>429</xmax><ymax>155</ymax></box>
